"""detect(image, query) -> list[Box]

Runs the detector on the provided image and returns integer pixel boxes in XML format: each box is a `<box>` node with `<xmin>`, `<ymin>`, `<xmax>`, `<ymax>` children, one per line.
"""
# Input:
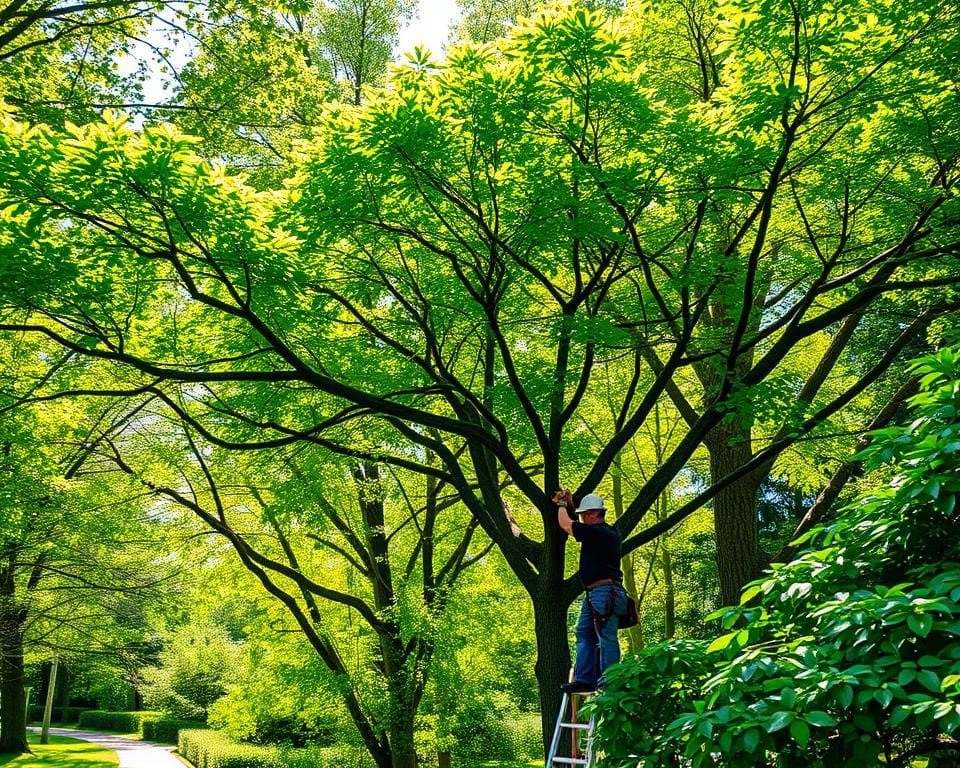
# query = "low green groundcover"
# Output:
<box><xmin>0</xmin><ymin>733</ymin><xmax>118</xmax><ymax>768</ymax></box>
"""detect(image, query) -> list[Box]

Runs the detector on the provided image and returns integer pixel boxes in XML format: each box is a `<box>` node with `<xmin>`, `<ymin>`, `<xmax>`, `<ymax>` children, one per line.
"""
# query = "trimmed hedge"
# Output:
<box><xmin>143</xmin><ymin>717</ymin><xmax>206</xmax><ymax>744</ymax></box>
<box><xmin>179</xmin><ymin>729</ymin><xmax>279</xmax><ymax>768</ymax></box>
<box><xmin>78</xmin><ymin>710</ymin><xmax>162</xmax><ymax>733</ymax></box>
<box><xmin>28</xmin><ymin>705</ymin><xmax>91</xmax><ymax>724</ymax></box>
<box><xmin>177</xmin><ymin>729</ymin><xmax>373</xmax><ymax>768</ymax></box>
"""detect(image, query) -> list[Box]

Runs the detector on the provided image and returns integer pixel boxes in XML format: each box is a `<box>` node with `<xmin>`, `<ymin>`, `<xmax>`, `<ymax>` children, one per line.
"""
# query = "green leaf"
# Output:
<box><xmin>917</xmin><ymin>669</ymin><xmax>941</xmax><ymax>693</ymax></box>
<box><xmin>887</xmin><ymin>706</ymin><xmax>911</xmax><ymax>727</ymax></box>
<box><xmin>706</xmin><ymin>631</ymin><xmax>739</xmax><ymax>654</ymax></box>
<box><xmin>837</xmin><ymin>685</ymin><xmax>854</xmax><ymax>709</ymax></box>
<box><xmin>790</xmin><ymin>719</ymin><xmax>810</xmax><ymax>748</ymax></box>
<box><xmin>779</xmin><ymin>687</ymin><xmax>797</xmax><ymax>708</ymax></box>
<box><xmin>907</xmin><ymin>613</ymin><xmax>935</xmax><ymax>637</ymax></box>
<box><xmin>766</xmin><ymin>710</ymin><xmax>794</xmax><ymax>733</ymax></box>
<box><xmin>740</xmin><ymin>585</ymin><xmax>763</xmax><ymax>604</ymax></box>
<box><xmin>874</xmin><ymin>688</ymin><xmax>894</xmax><ymax>708</ymax></box>
<box><xmin>805</xmin><ymin>711</ymin><xmax>837</xmax><ymax>727</ymax></box>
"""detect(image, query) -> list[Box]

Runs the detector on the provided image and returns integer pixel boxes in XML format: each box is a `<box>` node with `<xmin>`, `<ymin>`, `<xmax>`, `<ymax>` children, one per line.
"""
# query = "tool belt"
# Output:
<box><xmin>583</xmin><ymin>579</ymin><xmax>638</xmax><ymax>631</ymax></box>
<box><xmin>584</xmin><ymin>577</ymin><xmax>621</xmax><ymax>591</ymax></box>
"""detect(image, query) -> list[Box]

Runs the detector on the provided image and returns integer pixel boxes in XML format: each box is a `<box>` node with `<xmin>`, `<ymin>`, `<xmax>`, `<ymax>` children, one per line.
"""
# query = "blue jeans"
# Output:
<box><xmin>573</xmin><ymin>584</ymin><xmax>628</xmax><ymax>687</ymax></box>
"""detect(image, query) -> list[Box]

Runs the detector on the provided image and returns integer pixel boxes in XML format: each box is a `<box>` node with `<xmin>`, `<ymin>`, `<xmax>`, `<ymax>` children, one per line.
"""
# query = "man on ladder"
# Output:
<box><xmin>556</xmin><ymin>490</ymin><xmax>628</xmax><ymax>693</ymax></box>
<box><xmin>547</xmin><ymin>491</ymin><xmax>629</xmax><ymax>768</ymax></box>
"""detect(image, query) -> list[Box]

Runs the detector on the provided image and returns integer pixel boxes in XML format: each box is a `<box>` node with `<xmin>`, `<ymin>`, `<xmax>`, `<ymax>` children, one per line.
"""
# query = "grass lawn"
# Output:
<box><xmin>0</xmin><ymin>734</ymin><xmax>117</xmax><ymax>768</ymax></box>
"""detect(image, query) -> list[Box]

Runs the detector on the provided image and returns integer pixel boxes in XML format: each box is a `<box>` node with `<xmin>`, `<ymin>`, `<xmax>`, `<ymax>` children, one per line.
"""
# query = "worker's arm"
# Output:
<box><xmin>557</xmin><ymin>504</ymin><xmax>575</xmax><ymax>535</ymax></box>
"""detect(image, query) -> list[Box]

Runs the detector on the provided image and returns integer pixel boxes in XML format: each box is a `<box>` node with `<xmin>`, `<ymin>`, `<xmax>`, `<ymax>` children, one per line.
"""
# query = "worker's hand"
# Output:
<box><xmin>554</xmin><ymin>490</ymin><xmax>576</xmax><ymax>534</ymax></box>
<box><xmin>551</xmin><ymin>489</ymin><xmax>574</xmax><ymax>510</ymax></box>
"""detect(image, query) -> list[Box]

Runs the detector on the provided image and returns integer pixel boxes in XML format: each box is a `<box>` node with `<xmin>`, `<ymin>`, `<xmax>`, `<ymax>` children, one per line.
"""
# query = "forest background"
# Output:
<box><xmin>1</xmin><ymin>0</ymin><xmax>959</xmax><ymax>767</ymax></box>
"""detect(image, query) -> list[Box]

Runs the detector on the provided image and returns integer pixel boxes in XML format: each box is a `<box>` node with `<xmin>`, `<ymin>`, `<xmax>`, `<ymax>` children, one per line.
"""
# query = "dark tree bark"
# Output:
<box><xmin>0</xmin><ymin>547</ymin><xmax>29</xmax><ymax>756</ymax></box>
<box><xmin>533</xmin><ymin>585</ymin><xmax>573</xmax><ymax>756</ymax></box>
<box><xmin>706</xmin><ymin>426</ymin><xmax>766</xmax><ymax>605</ymax></box>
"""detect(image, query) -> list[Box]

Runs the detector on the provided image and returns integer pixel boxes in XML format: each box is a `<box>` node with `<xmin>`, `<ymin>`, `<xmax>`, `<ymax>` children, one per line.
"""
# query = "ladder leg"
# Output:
<box><xmin>584</xmin><ymin>712</ymin><xmax>597</xmax><ymax>767</ymax></box>
<box><xmin>571</xmin><ymin>693</ymin><xmax>579</xmax><ymax>758</ymax></box>
<box><xmin>546</xmin><ymin>691</ymin><xmax>569</xmax><ymax>768</ymax></box>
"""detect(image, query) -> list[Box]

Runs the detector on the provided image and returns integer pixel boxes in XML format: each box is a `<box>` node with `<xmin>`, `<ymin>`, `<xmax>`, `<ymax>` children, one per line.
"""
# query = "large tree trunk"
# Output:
<box><xmin>0</xmin><ymin>626</ymin><xmax>28</xmax><ymax>754</ymax></box>
<box><xmin>533</xmin><ymin>586</ymin><xmax>573</xmax><ymax>757</ymax></box>
<box><xmin>0</xmin><ymin>557</ymin><xmax>29</xmax><ymax>756</ymax></box>
<box><xmin>707</xmin><ymin>424</ymin><xmax>766</xmax><ymax>606</ymax></box>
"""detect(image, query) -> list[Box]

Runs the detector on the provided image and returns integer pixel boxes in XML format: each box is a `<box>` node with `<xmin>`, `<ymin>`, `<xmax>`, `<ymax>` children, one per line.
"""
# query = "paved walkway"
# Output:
<box><xmin>28</xmin><ymin>727</ymin><xmax>185</xmax><ymax>768</ymax></box>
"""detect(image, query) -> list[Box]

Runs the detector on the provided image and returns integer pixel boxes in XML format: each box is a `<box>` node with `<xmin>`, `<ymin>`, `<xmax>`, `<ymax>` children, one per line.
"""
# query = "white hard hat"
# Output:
<box><xmin>576</xmin><ymin>493</ymin><xmax>605</xmax><ymax>512</ymax></box>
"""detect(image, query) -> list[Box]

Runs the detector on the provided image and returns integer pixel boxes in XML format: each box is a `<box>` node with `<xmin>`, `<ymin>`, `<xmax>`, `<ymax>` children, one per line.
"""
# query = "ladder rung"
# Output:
<box><xmin>560</xmin><ymin>722</ymin><xmax>592</xmax><ymax>730</ymax></box>
<box><xmin>552</xmin><ymin>758</ymin><xmax>589</xmax><ymax>765</ymax></box>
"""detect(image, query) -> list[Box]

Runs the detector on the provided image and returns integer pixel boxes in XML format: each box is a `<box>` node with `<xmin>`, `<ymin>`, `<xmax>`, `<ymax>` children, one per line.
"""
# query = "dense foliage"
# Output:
<box><xmin>591</xmin><ymin>346</ymin><xmax>960</xmax><ymax>766</ymax></box>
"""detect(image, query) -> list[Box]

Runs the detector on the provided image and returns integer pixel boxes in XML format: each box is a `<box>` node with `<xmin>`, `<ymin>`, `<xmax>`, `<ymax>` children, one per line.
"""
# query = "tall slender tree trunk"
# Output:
<box><xmin>40</xmin><ymin>655</ymin><xmax>58</xmax><ymax>744</ymax></box>
<box><xmin>613</xmin><ymin>468</ymin><xmax>643</xmax><ymax>651</ymax></box>
<box><xmin>0</xmin><ymin>554</ymin><xmax>29</xmax><ymax>755</ymax></box>
<box><xmin>656</xmin><ymin>490</ymin><xmax>676</xmax><ymax>639</ymax></box>
<box><xmin>662</xmin><ymin>546</ymin><xmax>676</xmax><ymax>639</ymax></box>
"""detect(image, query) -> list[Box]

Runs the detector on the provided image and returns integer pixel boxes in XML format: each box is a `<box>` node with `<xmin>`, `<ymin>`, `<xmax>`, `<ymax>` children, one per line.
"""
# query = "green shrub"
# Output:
<box><xmin>27</xmin><ymin>705</ymin><xmax>91</xmax><ymax>724</ymax></box>
<box><xmin>176</xmin><ymin>728</ymin><xmax>370</xmax><ymax>768</ymax></box>
<box><xmin>504</xmin><ymin>712</ymin><xmax>544</xmax><ymax>761</ymax></box>
<box><xmin>77</xmin><ymin>709</ymin><xmax>161</xmax><ymax>733</ymax></box>
<box><xmin>143</xmin><ymin>624</ymin><xmax>243</xmax><ymax>721</ymax></box>
<box><xmin>280</xmin><ymin>745</ymin><xmax>375</xmax><ymax>768</ymax></box>
<box><xmin>178</xmin><ymin>729</ymin><xmax>206</xmax><ymax>768</ymax></box>
<box><xmin>142</xmin><ymin>716</ymin><xmax>206</xmax><ymax>744</ymax></box>
<box><xmin>449</xmin><ymin>698</ymin><xmax>540</xmax><ymax>762</ymax></box>
<box><xmin>179</xmin><ymin>729</ymin><xmax>280</xmax><ymax>768</ymax></box>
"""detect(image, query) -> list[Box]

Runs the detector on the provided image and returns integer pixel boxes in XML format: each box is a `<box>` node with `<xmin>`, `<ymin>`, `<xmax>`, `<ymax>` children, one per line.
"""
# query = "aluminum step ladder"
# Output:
<box><xmin>546</xmin><ymin>689</ymin><xmax>597</xmax><ymax>768</ymax></box>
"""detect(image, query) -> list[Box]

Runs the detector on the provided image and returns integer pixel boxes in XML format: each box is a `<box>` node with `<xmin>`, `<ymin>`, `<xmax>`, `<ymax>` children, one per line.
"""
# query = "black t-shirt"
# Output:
<box><xmin>571</xmin><ymin>521</ymin><xmax>622</xmax><ymax>586</ymax></box>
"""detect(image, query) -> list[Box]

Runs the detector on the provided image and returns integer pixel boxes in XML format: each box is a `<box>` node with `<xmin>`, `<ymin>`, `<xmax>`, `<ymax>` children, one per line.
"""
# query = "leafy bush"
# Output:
<box><xmin>591</xmin><ymin>347</ymin><xmax>960</xmax><ymax>767</ymax></box>
<box><xmin>588</xmin><ymin>638</ymin><xmax>716</xmax><ymax>759</ymax></box>
<box><xmin>28</xmin><ymin>705</ymin><xmax>90</xmax><ymax>724</ymax></box>
<box><xmin>142</xmin><ymin>716</ymin><xmax>206</xmax><ymax>744</ymax></box>
<box><xmin>281</xmin><ymin>745</ymin><xmax>376</xmax><ymax>768</ymax></box>
<box><xmin>447</xmin><ymin>697</ymin><xmax>541</xmax><ymax>762</ymax></box>
<box><xmin>208</xmin><ymin>688</ymin><xmax>339</xmax><ymax>748</ymax></box>
<box><xmin>142</xmin><ymin>624</ymin><xmax>244</xmax><ymax>721</ymax></box>
<box><xmin>503</xmin><ymin>712</ymin><xmax>544</xmax><ymax>760</ymax></box>
<box><xmin>77</xmin><ymin>709</ymin><xmax>162</xmax><ymax>733</ymax></box>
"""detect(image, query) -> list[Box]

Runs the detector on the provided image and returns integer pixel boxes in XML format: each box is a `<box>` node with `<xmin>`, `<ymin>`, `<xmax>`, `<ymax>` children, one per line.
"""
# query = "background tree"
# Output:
<box><xmin>0</xmin><ymin>344</ymin><xmax>174</xmax><ymax>755</ymax></box>
<box><xmin>74</xmin><ymin>401</ymin><xmax>496</xmax><ymax>768</ymax></box>
<box><xmin>453</xmin><ymin>0</ymin><xmax>624</xmax><ymax>43</ymax></box>
<box><xmin>141</xmin><ymin>623</ymin><xmax>244</xmax><ymax>720</ymax></box>
<box><xmin>167</xmin><ymin>0</ymin><xmax>413</xmax><ymax>184</ymax></box>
